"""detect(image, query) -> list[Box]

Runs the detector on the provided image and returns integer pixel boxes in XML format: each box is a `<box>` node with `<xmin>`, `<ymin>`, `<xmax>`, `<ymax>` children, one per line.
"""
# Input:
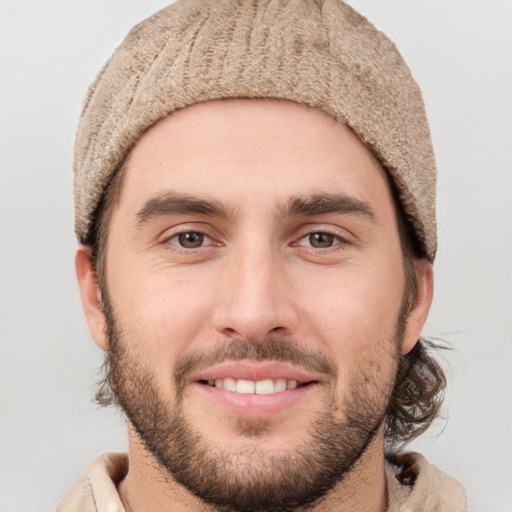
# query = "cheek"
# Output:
<box><xmin>107</xmin><ymin>263</ymin><xmax>219</xmax><ymax>378</ymax></box>
<box><xmin>297</xmin><ymin>261</ymin><xmax>405</xmax><ymax>360</ymax></box>
<box><xmin>303</xmin><ymin>265</ymin><xmax>404</xmax><ymax>415</ymax></box>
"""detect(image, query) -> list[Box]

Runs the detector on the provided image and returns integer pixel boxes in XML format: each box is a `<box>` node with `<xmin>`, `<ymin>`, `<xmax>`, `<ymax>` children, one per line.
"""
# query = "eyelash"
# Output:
<box><xmin>161</xmin><ymin>228</ymin><xmax>218</xmax><ymax>252</ymax></box>
<box><xmin>160</xmin><ymin>227</ymin><xmax>350</xmax><ymax>254</ymax></box>
<box><xmin>294</xmin><ymin>232</ymin><xmax>347</xmax><ymax>250</ymax></box>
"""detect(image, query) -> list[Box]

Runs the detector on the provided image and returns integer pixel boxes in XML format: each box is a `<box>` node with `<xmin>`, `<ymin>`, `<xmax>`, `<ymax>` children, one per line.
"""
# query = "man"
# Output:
<box><xmin>59</xmin><ymin>0</ymin><xmax>466</xmax><ymax>510</ymax></box>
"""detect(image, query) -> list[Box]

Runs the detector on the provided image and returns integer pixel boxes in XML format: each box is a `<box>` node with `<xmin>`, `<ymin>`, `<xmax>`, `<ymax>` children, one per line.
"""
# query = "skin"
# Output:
<box><xmin>76</xmin><ymin>99</ymin><xmax>433</xmax><ymax>512</ymax></box>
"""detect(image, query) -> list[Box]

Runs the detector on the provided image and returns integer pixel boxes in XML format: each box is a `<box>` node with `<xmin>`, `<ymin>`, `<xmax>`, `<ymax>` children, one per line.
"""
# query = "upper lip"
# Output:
<box><xmin>190</xmin><ymin>360</ymin><xmax>319</xmax><ymax>384</ymax></box>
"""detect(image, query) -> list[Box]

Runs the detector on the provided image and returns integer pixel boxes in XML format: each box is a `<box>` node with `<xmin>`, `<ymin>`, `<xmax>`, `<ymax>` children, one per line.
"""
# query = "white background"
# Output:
<box><xmin>1</xmin><ymin>1</ymin><xmax>511</xmax><ymax>511</ymax></box>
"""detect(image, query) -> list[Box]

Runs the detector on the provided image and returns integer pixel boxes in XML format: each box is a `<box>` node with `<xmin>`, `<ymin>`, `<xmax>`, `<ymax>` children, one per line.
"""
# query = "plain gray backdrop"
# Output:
<box><xmin>1</xmin><ymin>1</ymin><xmax>511</xmax><ymax>511</ymax></box>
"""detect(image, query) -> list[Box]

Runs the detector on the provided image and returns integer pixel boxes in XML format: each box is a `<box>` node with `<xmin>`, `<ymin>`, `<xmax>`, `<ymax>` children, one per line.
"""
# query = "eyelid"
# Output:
<box><xmin>157</xmin><ymin>222</ymin><xmax>217</xmax><ymax>241</ymax></box>
<box><xmin>291</xmin><ymin>224</ymin><xmax>355</xmax><ymax>245</ymax></box>
<box><xmin>168</xmin><ymin>231</ymin><xmax>213</xmax><ymax>247</ymax></box>
<box><xmin>157</xmin><ymin>224</ymin><xmax>223</xmax><ymax>250</ymax></box>
<box><xmin>295</xmin><ymin>232</ymin><xmax>341</xmax><ymax>247</ymax></box>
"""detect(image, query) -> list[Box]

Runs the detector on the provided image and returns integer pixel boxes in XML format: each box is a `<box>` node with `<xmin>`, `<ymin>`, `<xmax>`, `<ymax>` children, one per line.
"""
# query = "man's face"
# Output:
<box><xmin>85</xmin><ymin>100</ymin><xmax>425</xmax><ymax>510</ymax></box>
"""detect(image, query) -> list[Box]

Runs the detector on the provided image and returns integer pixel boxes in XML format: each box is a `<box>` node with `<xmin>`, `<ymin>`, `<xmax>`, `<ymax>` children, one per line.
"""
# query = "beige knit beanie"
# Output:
<box><xmin>74</xmin><ymin>0</ymin><xmax>437</xmax><ymax>260</ymax></box>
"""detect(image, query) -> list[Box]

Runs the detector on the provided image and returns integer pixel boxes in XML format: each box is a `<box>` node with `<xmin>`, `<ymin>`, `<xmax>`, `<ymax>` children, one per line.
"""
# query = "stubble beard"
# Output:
<box><xmin>102</xmin><ymin>296</ymin><xmax>403</xmax><ymax>512</ymax></box>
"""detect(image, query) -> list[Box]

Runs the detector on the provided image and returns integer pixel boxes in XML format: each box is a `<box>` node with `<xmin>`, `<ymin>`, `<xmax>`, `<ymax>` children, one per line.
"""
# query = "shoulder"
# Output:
<box><xmin>57</xmin><ymin>453</ymin><xmax>128</xmax><ymax>512</ymax></box>
<box><xmin>389</xmin><ymin>451</ymin><xmax>466</xmax><ymax>512</ymax></box>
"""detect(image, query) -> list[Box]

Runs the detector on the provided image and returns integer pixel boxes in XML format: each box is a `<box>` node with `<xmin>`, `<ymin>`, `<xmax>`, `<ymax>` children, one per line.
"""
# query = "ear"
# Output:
<box><xmin>401</xmin><ymin>258</ymin><xmax>434</xmax><ymax>354</ymax></box>
<box><xmin>75</xmin><ymin>244</ymin><xmax>109</xmax><ymax>350</ymax></box>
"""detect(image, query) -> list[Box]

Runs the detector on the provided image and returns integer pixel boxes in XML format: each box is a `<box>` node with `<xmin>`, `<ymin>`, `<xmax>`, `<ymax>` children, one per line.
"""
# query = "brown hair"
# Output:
<box><xmin>85</xmin><ymin>158</ymin><xmax>447</xmax><ymax>450</ymax></box>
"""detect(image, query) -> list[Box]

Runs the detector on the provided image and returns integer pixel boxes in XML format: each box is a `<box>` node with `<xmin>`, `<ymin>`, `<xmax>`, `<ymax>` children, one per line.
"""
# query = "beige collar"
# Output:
<box><xmin>58</xmin><ymin>451</ymin><xmax>466</xmax><ymax>512</ymax></box>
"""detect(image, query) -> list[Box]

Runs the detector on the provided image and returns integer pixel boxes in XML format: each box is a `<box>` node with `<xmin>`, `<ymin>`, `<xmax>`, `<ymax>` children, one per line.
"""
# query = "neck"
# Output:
<box><xmin>118</xmin><ymin>425</ymin><xmax>389</xmax><ymax>512</ymax></box>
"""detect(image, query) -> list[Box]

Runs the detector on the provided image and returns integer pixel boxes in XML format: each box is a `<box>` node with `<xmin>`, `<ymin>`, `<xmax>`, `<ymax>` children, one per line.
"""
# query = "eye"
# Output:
<box><xmin>297</xmin><ymin>232</ymin><xmax>339</xmax><ymax>249</ymax></box>
<box><xmin>169</xmin><ymin>231</ymin><xmax>212</xmax><ymax>249</ymax></box>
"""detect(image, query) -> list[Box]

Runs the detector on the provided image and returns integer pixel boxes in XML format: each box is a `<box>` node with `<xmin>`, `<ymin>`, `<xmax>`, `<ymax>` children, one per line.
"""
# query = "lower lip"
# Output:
<box><xmin>193</xmin><ymin>382</ymin><xmax>317</xmax><ymax>418</ymax></box>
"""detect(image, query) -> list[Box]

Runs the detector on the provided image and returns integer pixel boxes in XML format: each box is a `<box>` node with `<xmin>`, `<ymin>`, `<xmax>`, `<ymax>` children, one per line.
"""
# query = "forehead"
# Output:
<box><xmin>119</xmin><ymin>99</ymin><xmax>394</xmax><ymax>216</ymax></box>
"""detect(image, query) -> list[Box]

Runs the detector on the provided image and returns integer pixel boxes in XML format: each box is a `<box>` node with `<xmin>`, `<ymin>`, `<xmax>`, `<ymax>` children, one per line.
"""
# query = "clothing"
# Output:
<box><xmin>57</xmin><ymin>451</ymin><xmax>466</xmax><ymax>511</ymax></box>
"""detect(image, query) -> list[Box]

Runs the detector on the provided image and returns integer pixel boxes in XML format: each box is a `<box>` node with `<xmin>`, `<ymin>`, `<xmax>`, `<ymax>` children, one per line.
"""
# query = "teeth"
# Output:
<box><xmin>206</xmin><ymin>378</ymin><xmax>305</xmax><ymax>394</ymax></box>
<box><xmin>275</xmin><ymin>379</ymin><xmax>287</xmax><ymax>392</ymax></box>
<box><xmin>255</xmin><ymin>379</ymin><xmax>274</xmax><ymax>395</ymax></box>
<box><xmin>224</xmin><ymin>377</ymin><xmax>236</xmax><ymax>392</ymax></box>
<box><xmin>236</xmin><ymin>379</ymin><xmax>255</xmax><ymax>394</ymax></box>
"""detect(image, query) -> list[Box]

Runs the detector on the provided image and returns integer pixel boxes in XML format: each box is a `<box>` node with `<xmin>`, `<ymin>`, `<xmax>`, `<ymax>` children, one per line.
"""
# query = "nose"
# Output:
<box><xmin>213</xmin><ymin>247</ymin><xmax>299</xmax><ymax>342</ymax></box>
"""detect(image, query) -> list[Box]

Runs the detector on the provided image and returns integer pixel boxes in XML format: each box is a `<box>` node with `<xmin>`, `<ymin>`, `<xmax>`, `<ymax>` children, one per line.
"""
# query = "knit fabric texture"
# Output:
<box><xmin>74</xmin><ymin>0</ymin><xmax>437</xmax><ymax>260</ymax></box>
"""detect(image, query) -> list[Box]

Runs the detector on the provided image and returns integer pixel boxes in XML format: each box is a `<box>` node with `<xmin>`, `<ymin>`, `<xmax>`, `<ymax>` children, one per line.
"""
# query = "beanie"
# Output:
<box><xmin>74</xmin><ymin>0</ymin><xmax>437</xmax><ymax>260</ymax></box>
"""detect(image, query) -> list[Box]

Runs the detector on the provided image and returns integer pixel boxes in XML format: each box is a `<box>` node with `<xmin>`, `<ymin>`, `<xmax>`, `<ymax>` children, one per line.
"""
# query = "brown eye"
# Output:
<box><xmin>176</xmin><ymin>232</ymin><xmax>205</xmax><ymax>248</ymax></box>
<box><xmin>308</xmin><ymin>232</ymin><xmax>336</xmax><ymax>248</ymax></box>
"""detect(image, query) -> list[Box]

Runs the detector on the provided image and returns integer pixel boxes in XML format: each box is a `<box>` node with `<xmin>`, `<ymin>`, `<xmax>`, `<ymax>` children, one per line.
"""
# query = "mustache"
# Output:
<box><xmin>173</xmin><ymin>338</ymin><xmax>338</xmax><ymax>393</ymax></box>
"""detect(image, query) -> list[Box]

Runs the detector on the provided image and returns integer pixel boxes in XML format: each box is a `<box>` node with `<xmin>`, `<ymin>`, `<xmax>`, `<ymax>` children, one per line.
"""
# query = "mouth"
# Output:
<box><xmin>199</xmin><ymin>377</ymin><xmax>311</xmax><ymax>395</ymax></box>
<box><xmin>190</xmin><ymin>361</ymin><xmax>319</xmax><ymax>417</ymax></box>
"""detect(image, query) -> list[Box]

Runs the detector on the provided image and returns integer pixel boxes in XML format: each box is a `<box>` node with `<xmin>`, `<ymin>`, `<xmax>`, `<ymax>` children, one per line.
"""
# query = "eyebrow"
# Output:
<box><xmin>136</xmin><ymin>191</ymin><xmax>376</xmax><ymax>226</ymax></box>
<box><xmin>136</xmin><ymin>192</ymin><xmax>235</xmax><ymax>225</ymax></box>
<box><xmin>280</xmin><ymin>193</ymin><xmax>376</xmax><ymax>222</ymax></box>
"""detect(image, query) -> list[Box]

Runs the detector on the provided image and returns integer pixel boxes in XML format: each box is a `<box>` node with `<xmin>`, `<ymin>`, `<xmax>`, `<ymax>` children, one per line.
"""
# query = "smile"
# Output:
<box><xmin>191</xmin><ymin>361</ymin><xmax>319</xmax><ymax>417</ymax></box>
<box><xmin>201</xmin><ymin>378</ymin><xmax>307</xmax><ymax>394</ymax></box>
